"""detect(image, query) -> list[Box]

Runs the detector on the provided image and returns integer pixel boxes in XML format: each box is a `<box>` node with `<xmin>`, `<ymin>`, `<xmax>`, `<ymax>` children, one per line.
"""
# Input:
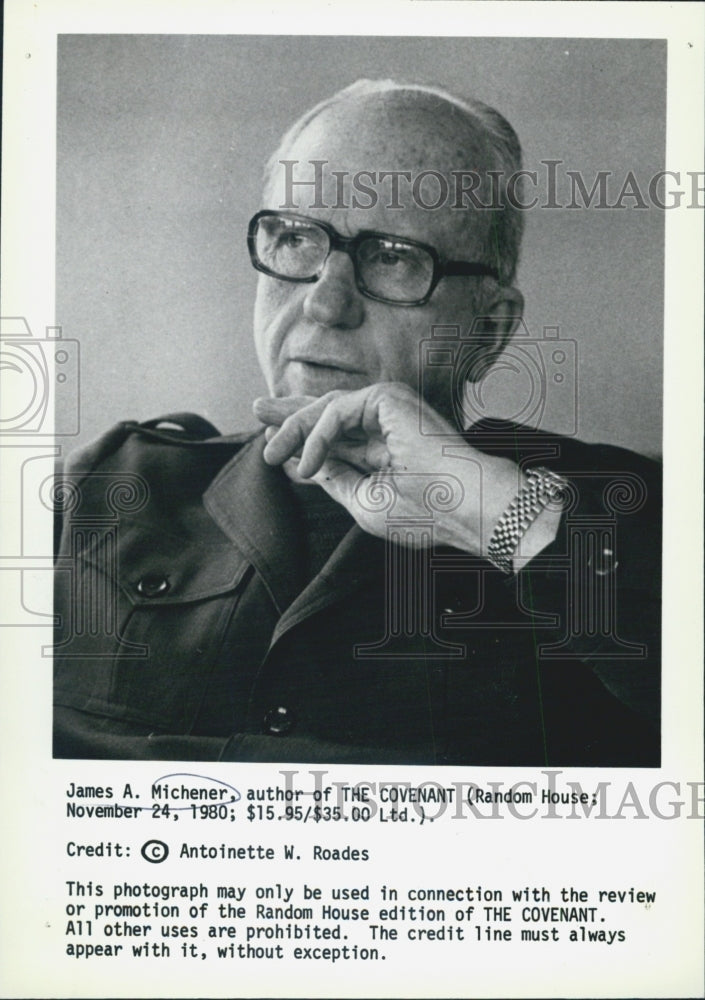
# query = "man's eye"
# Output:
<box><xmin>365</xmin><ymin>244</ymin><xmax>423</xmax><ymax>274</ymax></box>
<box><xmin>258</xmin><ymin>223</ymin><xmax>327</xmax><ymax>276</ymax></box>
<box><xmin>273</xmin><ymin>227</ymin><xmax>327</xmax><ymax>255</ymax></box>
<box><xmin>277</xmin><ymin>232</ymin><xmax>307</xmax><ymax>249</ymax></box>
<box><xmin>375</xmin><ymin>250</ymin><xmax>403</xmax><ymax>266</ymax></box>
<box><xmin>360</xmin><ymin>236</ymin><xmax>424</xmax><ymax>263</ymax></box>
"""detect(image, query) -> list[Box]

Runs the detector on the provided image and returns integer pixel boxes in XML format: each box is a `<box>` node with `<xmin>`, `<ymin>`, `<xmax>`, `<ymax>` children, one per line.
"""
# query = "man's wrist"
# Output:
<box><xmin>434</xmin><ymin>451</ymin><xmax>530</xmax><ymax>557</ymax></box>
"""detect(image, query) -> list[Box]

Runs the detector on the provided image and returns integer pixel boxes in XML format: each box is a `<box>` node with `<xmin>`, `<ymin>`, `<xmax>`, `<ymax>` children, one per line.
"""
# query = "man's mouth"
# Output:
<box><xmin>290</xmin><ymin>356</ymin><xmax>363</xmax><ymax>374</ymax></box>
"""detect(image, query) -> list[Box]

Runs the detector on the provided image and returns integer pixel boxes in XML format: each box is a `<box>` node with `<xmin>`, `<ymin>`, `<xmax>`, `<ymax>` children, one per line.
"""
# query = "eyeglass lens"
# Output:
<box><xmin>253</xmin><ymin>215</ymin><xmax>435</xmax><ymax>302</ymax></box>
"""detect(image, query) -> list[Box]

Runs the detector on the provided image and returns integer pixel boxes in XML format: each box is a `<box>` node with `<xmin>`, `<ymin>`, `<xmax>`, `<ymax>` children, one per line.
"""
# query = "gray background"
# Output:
<box><xmin>57</xmin><ymin>35</ymin><xmax>665</xmax><ymax>455</ymax></box>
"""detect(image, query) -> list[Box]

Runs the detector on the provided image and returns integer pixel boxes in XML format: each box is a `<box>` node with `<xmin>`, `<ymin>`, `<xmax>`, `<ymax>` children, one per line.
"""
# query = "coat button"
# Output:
<box><xmin>263</xmin><ymin>706</ymin><xmax>296</xmax><ymax>736</ymax></box>
<box><xmin>136</xmin><ymin>574</ymin><xmax>170</xmax><ymax>597</ymax></box>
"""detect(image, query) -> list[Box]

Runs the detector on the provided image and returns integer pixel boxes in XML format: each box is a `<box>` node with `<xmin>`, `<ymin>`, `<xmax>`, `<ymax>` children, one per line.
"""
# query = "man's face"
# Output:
<box><xmin>252</xmin><ymin>93</ymin><xmax>520</xmax><ymax>425</ymax></box>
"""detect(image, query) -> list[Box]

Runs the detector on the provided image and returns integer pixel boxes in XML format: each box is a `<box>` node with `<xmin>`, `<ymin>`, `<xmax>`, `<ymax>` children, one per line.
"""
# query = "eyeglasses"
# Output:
<box><xmin>247</xmin><ymin>210</ymin><xmax>498</xmax><ymax>307</ymax></box>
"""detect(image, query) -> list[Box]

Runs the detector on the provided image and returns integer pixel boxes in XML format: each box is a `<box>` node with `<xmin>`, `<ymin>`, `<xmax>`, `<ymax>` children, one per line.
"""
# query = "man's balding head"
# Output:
<box><xmin>251</xmin><ymin>79</ymin><xmax>525</xmax><ymax>424</ymax></box>
<box><xmin>263</xmin><ymin>79</ymin><xmax>524</xmax><ymax>286</ymax></box>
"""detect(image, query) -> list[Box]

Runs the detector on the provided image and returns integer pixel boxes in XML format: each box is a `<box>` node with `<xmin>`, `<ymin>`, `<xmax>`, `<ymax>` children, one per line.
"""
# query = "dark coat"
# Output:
<box><xmin>53</xmin><ymin>415</ymin><xmax>660</xmax><ymax>765</ymax></box>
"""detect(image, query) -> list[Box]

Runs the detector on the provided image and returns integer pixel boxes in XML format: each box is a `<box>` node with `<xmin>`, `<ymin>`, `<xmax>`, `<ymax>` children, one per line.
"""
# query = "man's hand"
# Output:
<box><xmin>253</xmin><ymin>382</ymin><xmax>541</xmax><ymax>560</ymax></box>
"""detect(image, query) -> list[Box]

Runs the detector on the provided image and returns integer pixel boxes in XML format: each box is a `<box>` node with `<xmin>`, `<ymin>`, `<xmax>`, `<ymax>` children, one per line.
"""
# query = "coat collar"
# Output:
<box><xmin>203</xmin><ymin>434</ymin><xmax>383</xmax><ymax>640</ymax></box>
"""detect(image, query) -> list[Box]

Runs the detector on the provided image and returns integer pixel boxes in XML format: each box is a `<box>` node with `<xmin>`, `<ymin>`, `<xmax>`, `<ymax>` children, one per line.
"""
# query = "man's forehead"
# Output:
<box><xmin>262</xmin><ymin>91</ymin><xmax>494</xmax><ymax>251</ymax></box>
<box><xmin>274</xmin><ymin>91</ymin><xmax>492</xmax><ymax>180</ymax></box>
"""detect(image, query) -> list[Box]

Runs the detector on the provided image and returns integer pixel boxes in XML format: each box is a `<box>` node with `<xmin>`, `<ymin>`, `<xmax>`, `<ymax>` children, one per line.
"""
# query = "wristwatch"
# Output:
<box><xmin>487</xmin><ymin>466</ymin><xmax>568</xmax><ymax>574</ymax></box>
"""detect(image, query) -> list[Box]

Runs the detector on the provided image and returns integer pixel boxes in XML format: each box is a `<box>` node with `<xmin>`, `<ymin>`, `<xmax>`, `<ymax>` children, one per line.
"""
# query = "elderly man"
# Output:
<box><xmin>53</xmin><ymin>80</ymin><xmax>660</xmax><ymax>764</ymax></box>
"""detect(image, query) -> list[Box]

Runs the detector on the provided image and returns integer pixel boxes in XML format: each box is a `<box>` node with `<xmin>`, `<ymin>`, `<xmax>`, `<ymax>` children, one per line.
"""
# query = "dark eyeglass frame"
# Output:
<box><xmin>247</xmin><ymin>210</ymin><xmax>499</xmax><ymax>307</ymax></box>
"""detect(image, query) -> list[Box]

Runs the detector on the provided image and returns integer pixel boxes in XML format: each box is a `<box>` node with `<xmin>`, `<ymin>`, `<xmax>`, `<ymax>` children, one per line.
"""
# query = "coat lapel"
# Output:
<box><xmin>203</xmin><ymin>434</ymin><xmax>305</xmax><ymax>615</ymax></box>
<box><xmin>272</xmin><ymin>522</ymin><xmax>383</xmax><ymax>645</ymax></box>
<box><xmin>203</xmin><ymin>435</ymin><xmax>382</xmax><ymax>639</ymax></box>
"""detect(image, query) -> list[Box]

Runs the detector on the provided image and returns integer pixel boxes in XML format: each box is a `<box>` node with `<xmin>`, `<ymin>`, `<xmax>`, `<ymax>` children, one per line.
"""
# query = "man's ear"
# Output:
<box><xmin>461</xmin><ymin>285</ymin><xmax>524</xmax><ymax>385</ymax></box>
<box><xmin>479</xmin><ymin>285</ymin><xmax>525</xmax><ymax>356</ymax></box>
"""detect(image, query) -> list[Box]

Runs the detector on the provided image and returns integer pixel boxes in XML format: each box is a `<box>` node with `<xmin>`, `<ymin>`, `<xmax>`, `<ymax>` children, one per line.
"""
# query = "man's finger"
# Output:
<box><xmin>296</xmin><ymin>392</ymin><xmax>375</xmax><ymax>478</ymax></box>
<box><xmin>261</xmin><ymin>397</ymin><xmax>331</xmax><ymax>465</ymax></box>
<box><xmin>297</xmin><ymin>407</ymin><xmax>348</xmax><ymax>478</ymax></box>
<box><xmin>262</xmin><ymin>413</ymin><xmax>310</xmax><ymax>465</ymax></box>
<box><xmin>261</xmin><ymin>423</ymin><xmax>376</xmax><ymax>473</ymax></box>
<box><xmin>260</xmin><ymin>386</ymin><xmax>392</xmax><ymax>473</ymax></box>
<box><xmin>252</xmin><ymin>395</ymin><xmax>317</xmax><ymax>426</ymax></box>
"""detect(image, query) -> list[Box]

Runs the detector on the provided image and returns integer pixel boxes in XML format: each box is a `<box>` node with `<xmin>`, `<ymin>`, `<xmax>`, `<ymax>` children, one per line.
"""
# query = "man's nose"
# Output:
<box><xmin>302</xmin><ymin>251</ymin><xmax>364</xmax><ymax>329</ymax></box>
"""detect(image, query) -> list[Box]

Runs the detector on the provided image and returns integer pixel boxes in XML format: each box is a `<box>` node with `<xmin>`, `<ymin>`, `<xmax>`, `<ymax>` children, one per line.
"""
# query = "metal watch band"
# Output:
<box><xmin>487</xmin><ymin>466</ymin><xmax>568</xmax><ymax>574</ymax></box>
